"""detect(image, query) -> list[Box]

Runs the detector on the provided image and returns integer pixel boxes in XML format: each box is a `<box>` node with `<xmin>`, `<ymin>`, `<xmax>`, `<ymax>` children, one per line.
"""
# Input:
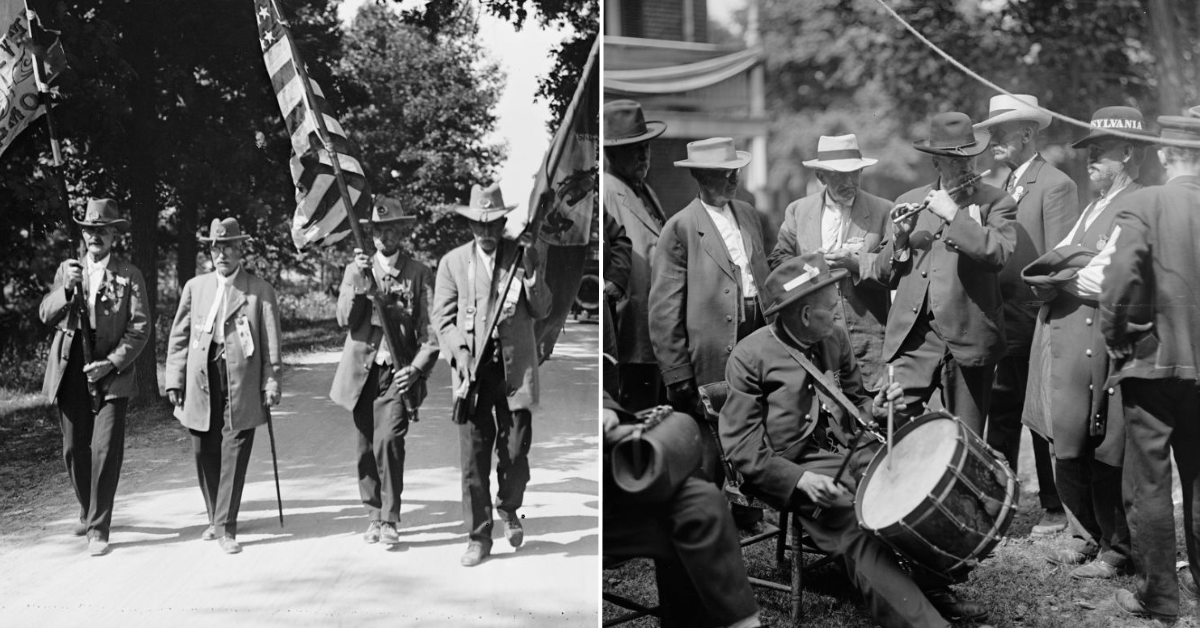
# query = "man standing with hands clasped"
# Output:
<box><xmin>166</xmin><ymin>218</ymin><xmax>283</xmax><ymax>555</ymax></box>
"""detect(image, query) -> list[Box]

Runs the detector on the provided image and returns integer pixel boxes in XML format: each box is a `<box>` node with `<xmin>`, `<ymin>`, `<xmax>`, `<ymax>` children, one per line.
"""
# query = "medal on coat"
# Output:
<box><xmin>1096</xmin><ymin>234</ymin><xmax>1109</xmax><ymax>251</ymax></box>
<box><xmin>235</xmin><ymin>315</ymin><xmax>255</xmax><ymax>357</ymax></box>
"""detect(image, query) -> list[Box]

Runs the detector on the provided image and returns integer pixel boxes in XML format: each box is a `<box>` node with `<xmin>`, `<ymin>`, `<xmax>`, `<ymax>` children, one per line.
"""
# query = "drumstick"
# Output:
<box><xmin>811</xmin><ymin>428</ymin><xmax>868</xmax><ymax>520</ymax></box>
<box><xmin>887</xmin><ymin>365</ymin><xmax>895</xmax><ymax>472</ymax></box>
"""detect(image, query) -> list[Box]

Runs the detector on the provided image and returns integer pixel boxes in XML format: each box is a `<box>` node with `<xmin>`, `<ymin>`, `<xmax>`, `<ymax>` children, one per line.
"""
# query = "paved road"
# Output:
<box><xmin>0</xmin><ymin>322</ymin><xmax>600</xmax><ymax>627</ymax></box>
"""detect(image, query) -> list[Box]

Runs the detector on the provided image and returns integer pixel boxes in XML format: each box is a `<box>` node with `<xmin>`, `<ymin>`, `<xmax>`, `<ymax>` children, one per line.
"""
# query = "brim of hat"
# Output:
<box><xmin>1151</xmin><ymin>116</ymin><xmax>1200</xmax><ymax>148</ymax></box>
<box><xmin>198</xmin><ymin>235</ymin><xmax>252</xmax><ymax>243</ymax></box>
<box><xmin>912</xmin><ymin>131</ymin><xmax>991</xmax><ymax>157</ymax></box>
<box><xmin>673</xmin><ymin>150</ymin><xmax>752</xmax><ymax>170</ymax></box>
<box><xmin>801</xmin><ymin>157</ymin><xmax>878</xmax><ymax>172</ymax></box>
<box><xmin>74</xmin><ymin>218</ymin><xmax>130</xmax><ymax>232</ymax></box>
<box><xmin>604</xmin><ymin>121</ymin><xmax>667</xmax><ymax>147</ymax></box>
<box><xmin>360</xmin><ymin>216</ymin><xmax>418</xmax><ymax>224</ymax></box>
<box><xmin>973</xmin><ymin>110</ymin><xmax>1051</xmax><ymax>131</ymax></box>
<box><xmin>1071</xmin><ymin>128</ymin><xmax>1159</xmax><ymax>148</ymax></box>
<box><xmin>454</xmin><ymin>205</ymin><xmax>517</xmax><ymax>222</ymax></box>
<box><xmin>762</xmin><ymin>268</ymin><xmax>849</xmax><ymax>317</ymax></box>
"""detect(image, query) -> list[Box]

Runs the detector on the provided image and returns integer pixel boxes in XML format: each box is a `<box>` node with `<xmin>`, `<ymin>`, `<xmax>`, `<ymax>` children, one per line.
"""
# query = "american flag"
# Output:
<box><xmin>256</xmin><ymin>0</ymin><xmax>367</xmax><ymax>249</ymax></box>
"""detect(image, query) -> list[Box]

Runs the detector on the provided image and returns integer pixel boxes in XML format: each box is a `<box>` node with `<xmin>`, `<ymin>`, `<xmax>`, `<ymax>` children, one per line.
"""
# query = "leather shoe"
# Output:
<box><xmin>1032</xmin><ymin>509</ymin><xmax>1068</xmax><ymax>536</ymax></box>
<box><xmin>201</xmin><ymin>525</ymin><xmax>217</xmax><ymax>541</ymax></box>
<box><xmin>460</xmin><ymin>541</ymin><xmax>491</xmax><ymax>567</ymax></box>
<box><xmin>503</xmin><ymin>518</ymin><xmax>524</xmax><ymax>548</ymax></box>
<box><xmin>87</xmin><ymin>537</ymin><xmax>110</xmax><ymax>557</ymax></box>
<box><xmin>1071</xmin><ymin>558</ymin><xmax>1126</xmax><ymax>579</ymax></box>
<box><xmin>363</xmin><ymin>521</ymin><xmax>381</xmax><ymax>544</ymax></box>
<box><xmin>379</xmin><ymin>522</ymin><xmax>400</xmax><ymax>545</ymax></box>
<box><xmin>1046</xmin><ymin>547</ymin><xmax>1095</xmax><ymax>566</ymax></box>
<box><xmin>925</xmin><ymin>588</ymin><xmax>987</xmax><ymax>622</ymax></box>
<box><xmin>1114</xmin><ymin>589</ymin><xmax>1156</xmax><ymax>619</ymax></box>
<box><xmin>72</xmin><ymin>521</ymin><xmax>87</xmax><ymax>537</ymax></box>
<box><xmin>218</xmin><ymin>534</ymin><xmax>242</xmax><ymax>555</ymax></box>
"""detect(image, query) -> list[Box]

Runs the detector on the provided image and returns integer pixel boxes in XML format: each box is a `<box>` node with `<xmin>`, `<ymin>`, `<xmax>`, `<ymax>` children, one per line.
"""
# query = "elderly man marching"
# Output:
<box><xmin>1023</xmin><ymin>106</ymin><xmax>1156</xmax><ymax>578</ymax></box>
<box><xmin>330</xmin><ymin>197</ymin><xmax>439</xmax><ymax>546</ymax></box>
<box><xmin>39</xmin><ymin>199</ymin><xmax>149</xmax><ymax>557</ymax></box>
<box><xmin>768</xmin><ymin>134</ymin><xmax>892</xmax><ymax>387</ymax></box>
<box><xmin>166</xmin><ymin>218</ymin><xmax>283</xmax><ymax>555</ymax></box>
<box><xmin>974</xmin><ymin>95</ymin><xmax>1081</xmax><ymax>536</ymax></box>
<box><xmin>433</xmin><ymin>183</ymin><xmax>552</xmax><ymax>567</ymax></box>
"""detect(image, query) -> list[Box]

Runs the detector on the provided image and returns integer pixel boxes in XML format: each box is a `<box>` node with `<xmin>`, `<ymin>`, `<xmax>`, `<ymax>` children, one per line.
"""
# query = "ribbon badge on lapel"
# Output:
<box><xmin>1012</xmin><ymin>185</ymin><xmax>1028</xmax><ymax>203</ymax></box>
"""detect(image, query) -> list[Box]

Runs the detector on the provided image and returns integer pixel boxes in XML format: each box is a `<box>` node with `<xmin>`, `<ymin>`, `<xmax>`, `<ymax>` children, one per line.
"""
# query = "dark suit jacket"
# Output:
<box><xmin>649</xmin><ymin>197</ymin><xmax>770</xmax><ymax>388</ymax></box>
<box><xmin>874</xmin><ymin>181</ymin><xmax>1018</xmax><ymax>368</ymax></box>
<box><xmin>433</xmin><ymin>240</ymin><xmax>553</xmax><ymax>410</ymax></box>
<box><xmin>604</xmin><ymin>170</ymin><xmax>665</xmax><ymax>365</ymax></box>
<box><xmin>768</xmin><ymin>189</ymin><xmax>892</xmax><ymax>385</ymax></box>
<box><xmin>1102</xmin><ymin>175</ymin><xmax>1200</xmax><ymax>384</ymax></box>
<box><xmin>999</xmin><ymin>155</ymin><xmax>1081</xmax><ymax>354</ymax></box>
<box><xmin>329</xmin><ymin>257</ymin><xmax>439</xmax><ymax>412</ymax></box>
<box><xmin>39</xmin><ymin>258</ymin><xmax>150</xmax><ymax>402</ymax></box>
<box><xmin>719</xmin><ymin>322</ymin><xmax>873</xmax><ymax>511</ymax></box>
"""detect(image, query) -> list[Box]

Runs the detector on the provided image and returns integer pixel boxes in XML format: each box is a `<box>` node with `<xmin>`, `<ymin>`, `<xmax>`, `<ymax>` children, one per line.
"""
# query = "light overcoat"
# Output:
<box><xmin>604</xmin><ymin>170</ymin><xmax>666</xmax><ymax>365</ymax></box>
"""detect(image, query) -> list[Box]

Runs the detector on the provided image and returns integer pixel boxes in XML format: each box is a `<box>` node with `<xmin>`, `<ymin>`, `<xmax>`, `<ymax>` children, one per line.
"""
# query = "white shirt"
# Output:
<box><xmin>1060</xmin><ymin>182</ymin><xmax>1130</xmax><ymax>299</ymax></box>
<box><xmin>205</xmin><ymin>265</ymin><xmax>241</xmax><ymax>342</ymax></box>
<box><xmin>475</xmin><ymin>243</ymin><xmax>495</xmax><ymax>279</ymax></box>
<box><xmin>371</xmin><ymin>252</ymin><xmax>401</xmax><ymax>365</ymax></box>
<box><xmin>85</xmin><ymin>254</ymin><xmax>110</xmax><ymax>314</ymax></box>
<box><xmin>700</xmin><ymin>199</ymin><xmax>758</xmax><ymax>298</ymax></box>
<box><xmin>820</xmin><ymin>193</ymin><xmax>851</xmax><ymax>252</ymax></box>
<box><xmin>1007</xmin><ymin>154</ymin><xmax>1038</xmax><ymax>192</ymax></box>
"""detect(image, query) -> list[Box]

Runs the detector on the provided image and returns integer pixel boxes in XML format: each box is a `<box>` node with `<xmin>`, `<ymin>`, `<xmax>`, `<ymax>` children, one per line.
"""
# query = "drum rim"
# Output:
<box><xmin>855</xmin><ymin>410</ymin><xmax>963</xmax><ymax>530</ymax></box>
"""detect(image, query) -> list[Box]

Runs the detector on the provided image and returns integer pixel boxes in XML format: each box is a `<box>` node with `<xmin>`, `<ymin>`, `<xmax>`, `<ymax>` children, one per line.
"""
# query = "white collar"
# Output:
<box><xmin>216</xmin><ymin>265</ymin><xmax>241</xmax><ymax>287</ymax></box>
<box><xmin>475</xmin><ymin>242</ymin><xmax>496</xmax><ymax>262</ymax></box>
<box><xmin>375</xmin><ymin>250</ymin><xmax>400</xmax><ymax>270</ymax></box>
<box><xmin>86</xmin><ymin>254</ymin><xmax>111</xmax><ymax>273</ymax></box>
<box><xmin>700</xmin><ymin>198</ymin><xmax>730</xmax><ymax>215</ymax></box>
<box><xmin>822</xmin><ymin>191</ymin><xmax>853</xmax><ymax>213</ymax></box>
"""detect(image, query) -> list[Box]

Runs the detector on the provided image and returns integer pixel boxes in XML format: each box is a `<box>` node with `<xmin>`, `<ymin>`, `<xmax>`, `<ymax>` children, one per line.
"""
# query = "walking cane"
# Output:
<box><xmin>265</xmin><ymin>407</ymin><xmax>284</xmax><ymax>527</ymax></box>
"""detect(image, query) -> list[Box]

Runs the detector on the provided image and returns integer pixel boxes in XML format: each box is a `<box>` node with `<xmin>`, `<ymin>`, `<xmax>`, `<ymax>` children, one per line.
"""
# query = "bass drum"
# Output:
<box><xmin>855</xmin><ymin>411</ymin><xmax>1018</xmax><ymax>581</ymax></box>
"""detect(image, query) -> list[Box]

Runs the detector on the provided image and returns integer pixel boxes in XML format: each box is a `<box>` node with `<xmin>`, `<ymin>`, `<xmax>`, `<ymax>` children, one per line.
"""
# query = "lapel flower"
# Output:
<box><xmin>1013</xmin><ymin>186</ymin><xmax>1028</xmax><ymax>202</ymax></box>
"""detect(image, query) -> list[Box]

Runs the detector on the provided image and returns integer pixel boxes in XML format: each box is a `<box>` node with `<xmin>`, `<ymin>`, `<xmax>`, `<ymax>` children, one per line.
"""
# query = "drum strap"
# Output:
<box><xmin>768</xmin><ymin>327</ymin><xmax>884</xmax><ymax>444</ymax></box>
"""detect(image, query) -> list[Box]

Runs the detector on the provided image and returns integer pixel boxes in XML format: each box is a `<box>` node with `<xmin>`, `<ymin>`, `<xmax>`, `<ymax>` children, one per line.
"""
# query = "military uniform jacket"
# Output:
<box><xmin>649</xmin><ymin>197</ymin><xmax>770</xmax><ymax>388</ymax></box>
<box><xmin>329</xmin><ymin>257</ymin><xmax>439</xmax><ymax>412</ymax></box>
<box><xmin>433</xmin><ymin>240</ymin><xmax>552</xmax><ymax>411</ymax></box>
<box><xmin>39</xmin><ymin>258</ymin><xmax>150</xmax><ymax>402</ymax></box>
<box><xmin>874</xmin><ymin>182</ymin><xmax>1018</xmax><ymax>368</ymax></box>
<box><xmin>165</xmin><ymin>269</ymin><xmax>283</xmax><ymax>432</ymax></box>
<box><xmin>604</xmin><ymin>170</ymin><xmax>665</xmax><ymax>365</ymax></box>
<box><xmin>1023</xmin><ymin>183</ymin><xmax>1142</xmax><ymax>465</ymax></box>
<box><xmin>999</xmin><ymin>156</ymin><xmax>1080</xmax><ymax>354</ymax></box>
<box><xmin>720</xmin><ymin>322</ymin><xmax>873</xmax><ymax>512</ymax></box>
<box><xmin>1102</xmin><ymin>175</ymin><xmax>1200</xmax><ymax>385</ymax></box>
<box><xmin>767</xmin><ymin>189</ymin><xmax>892</xmax><ymax>385</ymax></box>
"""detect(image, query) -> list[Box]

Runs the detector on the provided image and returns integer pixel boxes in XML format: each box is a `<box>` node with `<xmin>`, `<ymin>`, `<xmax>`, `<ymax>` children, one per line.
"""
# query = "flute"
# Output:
<box><xmin>891</xmin><ymin>169</ymin><xmax>991</xmax><ymax>224</ymax></box>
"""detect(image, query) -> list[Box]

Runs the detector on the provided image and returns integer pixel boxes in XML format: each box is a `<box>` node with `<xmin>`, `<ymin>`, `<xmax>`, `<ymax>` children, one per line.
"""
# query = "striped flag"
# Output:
<box><xmin>256</xmin><ymin>0</ymin><xmax>367</xmax><ymax>249</ymax></box>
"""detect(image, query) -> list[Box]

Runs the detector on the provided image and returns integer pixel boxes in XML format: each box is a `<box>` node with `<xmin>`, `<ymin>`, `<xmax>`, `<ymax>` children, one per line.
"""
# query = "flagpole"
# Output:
<box><xmin>270</xmin><ymin>0</ymin><xmax>416</xmax><ymax>418</ymax></box>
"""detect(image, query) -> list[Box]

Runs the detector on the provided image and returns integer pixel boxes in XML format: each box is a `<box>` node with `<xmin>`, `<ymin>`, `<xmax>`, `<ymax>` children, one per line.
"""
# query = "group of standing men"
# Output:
<box><xmin>602</xmin><ymin>93</ymin><xmax>1200</xmax><ymax>627</ymax></box>
<box><xmin>40</xmin><ymin>183</ymin><xmax>550</xmax><ymax>569</ymax></box>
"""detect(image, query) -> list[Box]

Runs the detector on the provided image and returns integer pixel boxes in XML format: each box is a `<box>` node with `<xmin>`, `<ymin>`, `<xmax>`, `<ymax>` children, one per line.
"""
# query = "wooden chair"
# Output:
<box><xmin>698</xmin><ymin>381</ymin><xmax>836</xmax><ymax>625</ymax></box>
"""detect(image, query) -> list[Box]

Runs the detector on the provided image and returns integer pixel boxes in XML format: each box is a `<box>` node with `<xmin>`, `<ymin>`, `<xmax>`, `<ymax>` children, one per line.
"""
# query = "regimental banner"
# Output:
<box><xmin>0</xmin><ymin>2</ymin><xmax>44</xmax><ymax>158</ymax></box>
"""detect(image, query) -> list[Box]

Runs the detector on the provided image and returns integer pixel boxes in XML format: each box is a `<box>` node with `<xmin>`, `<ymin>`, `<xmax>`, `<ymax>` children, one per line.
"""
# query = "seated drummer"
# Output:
<box><xmin>603</xmin><ymin>391</ymin><xmax>761</xmax><ymax>628</ymax></box>
<box><xmin>719</xmin><ymin>254</ymin><xmax>992</xmax><ymax>628</ymax></box>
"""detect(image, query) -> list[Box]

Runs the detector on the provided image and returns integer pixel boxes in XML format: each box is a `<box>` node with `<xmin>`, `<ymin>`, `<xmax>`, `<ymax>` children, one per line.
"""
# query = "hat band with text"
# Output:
<box><xmin>1091</xmin><ymin>118</ymin><xmax>1144</xmax><ymax>130</ymax></box>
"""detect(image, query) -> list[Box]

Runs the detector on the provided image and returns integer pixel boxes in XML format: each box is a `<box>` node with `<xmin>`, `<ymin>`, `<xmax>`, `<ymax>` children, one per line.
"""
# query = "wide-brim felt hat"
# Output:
<box><xmin>673</xmin><ymin>137</ymin><xmax>752</xmax><ymax>170</ymax></box>
<box><xmin>913</xmin><ymin>112</ymin><xmax>991</xmax><ymax>157</ymax></box>
<box><xmin>198</xmin><ymin>217</ymin><xmax>252</xmax><ymax>243</ymax></box>
<box><xmin>973</xmin><ymin>94</ymin><xmax>1052</xmax><ymax>131</ymax></box>
<box><xmin>74</xmin><ymin>198</ymin><xmax>130</xmax><ymax>232</ymax></box>
<box><xmin>360</xmin><ymin>196</ymin><xmax>416</xmax><ymax>224</ymax></box>
<box><xmin>762</xmin><ymin>253</ymin><xmax>849</xmax><ymax>317</ymax></box>
<box><xmin>454</xmin><ymin>182</ymin><xmax>516</xmax><ymax>223</ymax></box>
<box><xmin>1155</xmin><ymin>111</ymin><xmax>1200</xmax><ymax>149</ymax></box>
<box><xmin>604</xmin><ymin>99</ymin><xmax>667</xmax><ymax>147</ymax></box>
<box><xmin>1071</xmin><ymin>106</ymin><xmax>1158</xmax><ymax>148</ymax></box>
<box><xmin>1021</xmin><ymin>245</ymin><xmax>1096</xmax><ymax>288</ymax></box>
<box><xmin>802</xmin><ymin>134</ymin><xmax>878</xmax><ymax>172</ymax></box>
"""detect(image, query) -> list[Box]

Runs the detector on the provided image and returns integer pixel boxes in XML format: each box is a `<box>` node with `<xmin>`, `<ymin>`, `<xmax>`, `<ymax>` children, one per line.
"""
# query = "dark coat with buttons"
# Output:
<box><xmin>1023</xmin><ymin>184</ymin><xmax>1142</xmax><ymax>465</ymax></box>
<box><xmin>649</xmin><ymin>197</ymin><xmax>770</xmax><ymax>388</ymax></box>
<box><xmin>873</xmin><ymin>181</ymin><xmax>1018</xmax><ymax>368</ymax></box>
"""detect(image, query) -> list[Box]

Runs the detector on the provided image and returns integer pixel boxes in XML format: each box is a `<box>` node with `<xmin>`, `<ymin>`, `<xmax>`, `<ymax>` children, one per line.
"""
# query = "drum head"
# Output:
<box><xmin>859</xmin><ymin>415</ymin><xmax>960</xmax><ymax>529</ymax></box>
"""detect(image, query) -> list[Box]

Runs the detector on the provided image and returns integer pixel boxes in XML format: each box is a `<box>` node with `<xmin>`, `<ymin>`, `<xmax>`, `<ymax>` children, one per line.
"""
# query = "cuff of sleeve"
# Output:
<box><xmin>660</xmin><ymin>364</ymin><xmax>694</xmax><ymax>386</ymax></box>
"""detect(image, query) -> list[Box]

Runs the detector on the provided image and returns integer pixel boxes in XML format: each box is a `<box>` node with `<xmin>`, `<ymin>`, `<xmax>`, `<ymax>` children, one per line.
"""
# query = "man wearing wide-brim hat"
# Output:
<box><xmin>1020</xmin><ymin>105</ymin><xmax>1156</xmax><ymax>579</ymax></box>
<box><xmin>768</xmin><ymin>133</ymin><xmax>893</xmax><ymax>388</ymax></box>
<box><xmin>165</xmin><ymin>217</ymin><xmax>283</xmax><ymax>555</ymax></box>
<box><xmin>720</xmin><ymin>253</ymin><xmax>992</xmax><ymax>628</ymax></box>
<box><xmin>39</xmin><ymin>198</ymin><xmax>150</xmax><ymax>557</ymax></box>
<box><xmin>329</xmin><ymin>196</ymin><xmax>439</xmax><ymax>547</ymax></box>
<box><xmin>602</xmin><ymin>99</ymin><xmax>670</xmax><ymax>412</ymax></box>
<box><xmin>432</xmin><ymin>182</ymin><xmax>552</xmax><ymax>567</ymax></box>
<box><xmin>649</xmin><ymin>137</ymin><xmax>770</xmax><ymax>416</ymax></box>
<box><xmin>872</xmin><ymin>112</ymin><xmax>1017</xmax><ymax>447</ymax></box>
<box><xmin>1101</xmin><ymin>109</ymin><xmax>1200</xmax><ymax>621</ymax></box>
<box><xmin>974</xmin><ymin>93</ymin><xmax>1081</xmax><ymax>538</ymax></box>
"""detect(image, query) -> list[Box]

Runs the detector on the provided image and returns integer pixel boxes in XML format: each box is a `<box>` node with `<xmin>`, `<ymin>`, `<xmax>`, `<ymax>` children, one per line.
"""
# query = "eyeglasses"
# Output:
<box><xmin>701</xmin><ymin>168</ymin><xmax>740</xmax><ymax>182</ymax></box>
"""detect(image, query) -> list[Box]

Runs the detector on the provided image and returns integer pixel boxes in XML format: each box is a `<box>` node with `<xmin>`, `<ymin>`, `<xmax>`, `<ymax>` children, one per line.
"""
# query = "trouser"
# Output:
<box><xmin>1054</xmin><ymin>456</ymin><xmax>1130</xmax><ymax>566</ymax></box>
<box><xmin>354</xmin><ymin>362</ymin><xmax>410</xmax><ymax>523</ymax></box>
<box><xmin>1121</xmin><ymin>378</ymin><xmax>1200</xmax><ymax>620</ymax></box>
<box><xmin>189</xmin><ymin>353</ymin><xmax>256</xmax><ymax>538</ymax></box>
<box><xmin>605</xmin><ymin>476</ymin><xmax>759</xmax><ymax>628</ymax></box>
<box><xmin>889</xmin><ymin>311</ymin><xmax>993</xmax><ymax>436</ymax></box>
<box><xmin>617</xmin><ymin>362</ymin><xmax>664</xmax><ymax>413</ymax></box>
<box><xmin>987</xmin><ymin>354</ymin><xmax>1061</xmax><ymax>510</ymax></box>
<box><xmin>459</xmin><ymin>358</ymin><xmax>532</xmax><ymax>544</ymax></box>
<box><xmin>58</xmin><ymin>334</ymin><xmax>127</xmax><ymax>542</ymax></box>
<box><xmin>792</xmin><ymin>444</ymin><xmax>951</xmax><ymax>628</ymax></box>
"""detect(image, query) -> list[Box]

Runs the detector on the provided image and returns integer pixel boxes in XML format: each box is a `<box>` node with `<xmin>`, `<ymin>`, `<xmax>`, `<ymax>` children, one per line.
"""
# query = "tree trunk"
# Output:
<box><xmin>1145</xmin><ymin>0</ymin><xmax>1187</xmax><ymax>117</ymax></box>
